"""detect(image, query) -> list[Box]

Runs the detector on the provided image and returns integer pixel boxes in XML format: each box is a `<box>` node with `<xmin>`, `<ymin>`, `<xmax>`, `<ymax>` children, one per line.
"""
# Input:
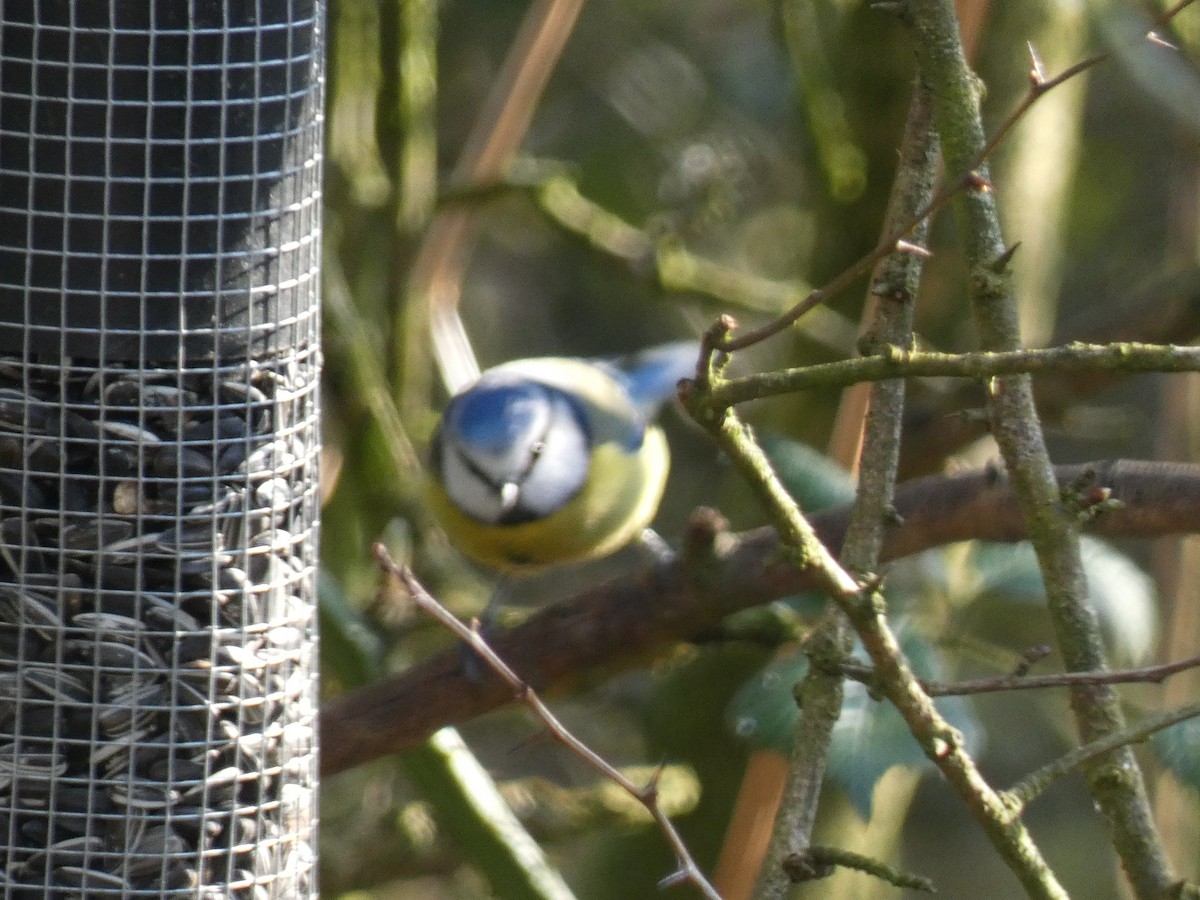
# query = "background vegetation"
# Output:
<box><xmin>317</xmin><ymin>1</ymin><xmax>1200</xmax><ymax>897</ymax></box>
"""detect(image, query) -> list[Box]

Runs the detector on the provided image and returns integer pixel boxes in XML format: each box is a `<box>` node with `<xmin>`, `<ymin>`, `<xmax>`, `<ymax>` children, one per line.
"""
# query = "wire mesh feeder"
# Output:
<box><xmin>0</xmin><ymin>354</ymin><xmax>320</xmax><ymax>897</ymax></box>
<box><xmin>0</xmin><ymin>1</ymin><xmax>323</xmax><ymax>897</ymax></box>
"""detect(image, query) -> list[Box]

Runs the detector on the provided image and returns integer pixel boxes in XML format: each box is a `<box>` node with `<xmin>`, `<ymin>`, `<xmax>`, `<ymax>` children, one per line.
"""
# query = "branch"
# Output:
<box><xmin>1005</xmin><ymin>701</ymin><xmax>1200</xmax><ymax>811</ymax></box>
<box><xmin>838</xmin><ymin>651</ymin><xmax>1200</xmax><ymax>697</ymax></box>
<box><xmin>373</xmin><ymin>548</ymin><xmax>721</xmax><ymax>900</ymax></box>
<box><xmin>910</xmin><ymin>1</ymin><xmax>1180</xmax><ymax>896</ymax></box>
<box><xmin>320</xmin><ymin>459</ymin><xmax>1200</xmax><ymax>775</ymax></box>
<box><xmin>713</xmin><ymin>0</ymin><xmax>1197</xmax><ymax>354</ymax></box>
<box><xmin>712</xmin><ymin>341</ymin><xmax>1200</xmax><ymax>406</ymax></box>
<box><xmin>689</xmin><ymin>321</ymin><xmax>1066</xmax><ymax>898</ymax></box>
<box><xmin>402</xmin><ymin>0</ymin><xmax>586</xmax><ymax>399</ymax></box>
<box><xmin>783</xmin><ymin>846</ymin><xmax>935</xmax><ymax>893</ymax></box>
<box><xmin>749</xmin><ymin>79</ymin><xmax>940</xmax><ymax>900</ymax></box>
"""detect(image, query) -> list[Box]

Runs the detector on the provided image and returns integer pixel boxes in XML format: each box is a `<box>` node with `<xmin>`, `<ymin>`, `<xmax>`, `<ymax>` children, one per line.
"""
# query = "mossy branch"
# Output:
<box><xmin>686</xmin><ymin>322</ymin><xmax>1068</xmax><ymax>900</ymax></box>
<box><xmin>910</xmin><ymin>0</ymin><xmax>1176</xmax><ymax>896</ymax></box>
<box><xmin>712</xmin><ymin>341</ymin><xmax>1200</xmax><ymax>405</ymax></box>
<box><xmin>751</xmin><ymin>80</ymin><xmax>939</xmax><ymax>900</ymax></box>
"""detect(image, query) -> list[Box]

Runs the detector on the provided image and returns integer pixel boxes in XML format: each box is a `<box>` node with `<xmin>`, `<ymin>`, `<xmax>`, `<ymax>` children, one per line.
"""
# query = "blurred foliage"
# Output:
<box><xmin>727</xmin><ymin>625</ymin><xmax>984</xmax><ymax>818</ymax></box>
<box><xmin>320</xmin><ymin>0</ymin><xmax>1200</xmax><ymax>898</ymax></box>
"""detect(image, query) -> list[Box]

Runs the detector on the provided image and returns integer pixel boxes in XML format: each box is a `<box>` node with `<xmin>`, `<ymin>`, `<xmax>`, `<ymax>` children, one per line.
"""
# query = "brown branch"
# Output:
<box><xmin>320</xmin><ymin>459</ymin><xmax>1200</xmax><ymax>776</ymax></box>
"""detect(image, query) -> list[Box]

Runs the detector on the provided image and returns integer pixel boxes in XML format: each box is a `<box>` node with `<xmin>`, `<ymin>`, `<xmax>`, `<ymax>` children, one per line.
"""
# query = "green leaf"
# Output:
<box><xmin>726</xmin><ymin>646</ymin><xmax>811</xmax><ymax>754</ymax></box>
<box><xmin>759</xmin><ymin>433</ymin><xmax>856</xmax><ymax>512</ymax></box>
<box><xmin>964</xmin><ymin>536</ymin><xmax>1159</xmax><ymax>667</ymax></box>
<box><xmin>318</xmin><ymin>567</ymin><xmax>387</xmax><ymax>691</ymax></box>
<box><xmin>1152</xmin><ymin>718</ymin><xmax>1200</xmax><ymax>792</ymax></box>
<box><xmin>725</xmin><ymin>627</ymin><xmax>983</xmax><ymax>819</ymax></box>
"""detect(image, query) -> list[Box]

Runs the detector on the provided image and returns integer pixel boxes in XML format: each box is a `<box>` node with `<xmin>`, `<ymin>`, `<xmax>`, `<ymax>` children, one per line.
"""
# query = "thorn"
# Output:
<box><xmin>1027</xmin><ymin>42</ymin><xmax>1047</xmax><ymax>86</ymax></box>
<box><xmin>964</xmin><ymin>170</ymin><xmax>993</xmax><ymax>193</ymax></box>
<box><xmin>991</xmin><ymin>241</ymin><xmax>1021</xmax><ymax>272</ymax></box>
<box><xmin>894</xmin><ymin>238</ymin><xmax>932</xmax><ymax>258</ymax></box>
<box><xmin>658</xmin><ymin>868</ymin><xmax>691</xmax><ymax>889</ymax></box>
<box><xmin>644</xmin><ymin>759</ymin><xmax>667</xmax><ymax>796</ymax></box>
<box><xmin>1146</xmin><ymin>31</ymin><xmax>1178</xmax><ymax>51</ymax></box>
<box><xmin>504</xmin><ymin>729</ymin><xmax>556</xmax><ymax>755</ymax></box>
<box><xmin>1012</xmin><ymin>644</ymin><xmax>1052</xmax><ymax>677</ymax></box>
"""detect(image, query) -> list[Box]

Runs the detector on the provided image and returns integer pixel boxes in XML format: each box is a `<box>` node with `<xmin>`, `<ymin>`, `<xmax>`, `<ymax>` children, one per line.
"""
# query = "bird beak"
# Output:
<box><xmin>499</xmin><ymin>482</ymin><xmax>520</xmax><ymax>511</ymax></box>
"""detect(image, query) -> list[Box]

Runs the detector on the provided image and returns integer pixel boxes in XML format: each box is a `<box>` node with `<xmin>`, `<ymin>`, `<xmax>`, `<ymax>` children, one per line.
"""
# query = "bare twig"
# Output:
<box><xmin>837</xmin><ymin>651</ymin><xmax>1200</xmax><ymax>697</ymax></box>
<box><xmin>783</xmin><ymin>846</ymin><xmax>935</xmax><ymax>893</ymax></box>
<box><xmin>746</xmin><ymin>80</ymin><xmax>940</xmax><ymax>900</ymax></box>
<box><xmin>910</xmin><ymin>2</ymin><xmax>1191</xmax><ymax>896</ymax></box>
<box><xmin>372</xmin><ymin>545</ymin><xmax>723</xmax><ymax>900</ymax></box>
<box><xmin>711</xmin><ymin>341</ymin><xmax>1200</xmax><ymax>406</ymax></box>
<box><xmin>1005</xmin><ymin>701</ymin><xmax>1200</xmax><ymax>810</ymax></box>
<box><xmin>716</xmin><ymin>1</ymin><xmax>1197</xmax><ymax>353</ymax></box>
<box><xmin>401</xmin><ymin>0</ymin><xmax>586</xmax><ymax>399</ymax></box>
<box><xmin>686</xmin><ymin>331</ymin><xmax>1068</xmax><ymax>899</ymax></box>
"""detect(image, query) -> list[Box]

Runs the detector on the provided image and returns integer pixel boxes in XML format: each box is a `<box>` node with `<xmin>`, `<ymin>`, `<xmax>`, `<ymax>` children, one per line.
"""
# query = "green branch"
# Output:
<box><xmin>713</xmin><ymin>341</ymin><xmax>1200</xmax><ymax>405</ymax></box>
<box><xmin>753</xmin><ymin>79</ymin><xmax>940</xmax><ymax>900</ymax></box>
<box><xmin>688</xmin><ymin>328</ymin><xmax>1066</xmax><ymax>900</ymax></box>
<box><xmin>911</xmin><ymin>1</ymin><xmax>1177</xmax><ymax>897</ymax></box>
<box><xmin>1005</xmin><ymin>701</ymin><xmax>1200</xmax><ymax>812</ymax></box>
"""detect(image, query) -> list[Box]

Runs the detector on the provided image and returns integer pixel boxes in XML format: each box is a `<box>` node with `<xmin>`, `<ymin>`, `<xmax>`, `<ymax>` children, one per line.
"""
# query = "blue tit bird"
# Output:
<box><xmin>425</xmin><ymin>341</ymin><xmax>698</xmax><ymax>572</ymax></box>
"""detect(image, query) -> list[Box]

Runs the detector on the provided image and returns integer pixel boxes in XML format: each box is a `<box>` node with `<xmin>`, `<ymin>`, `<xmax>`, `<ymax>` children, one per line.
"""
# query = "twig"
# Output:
<box><xmin>401</xmin><ymin>0</ymin><xmax>586</xmax><ymax>399</ymax></box>
<box><xmin>747</xmin><ymin>79</ymin><xmax>940</xmax><ymax>900</ymax></box>
<box><xmin>685</xmin><ymin>331</ymin><xmax>1068</xmax><ymax>900</ymax></box>
<box><xmin>711</xmin><ymin>342</ymin><xmax>1200</xmax><ymax>406</ymax></box>
<box><xmin>911</xmin><ymin>1</ymin><xmax>1185</xmax><ymax>896</ymax></box>
<box><xmin>837</xmin><ymin>651</ymin><xmax>1200</xmax><ymax>697</ymax></box>
<box><xmin>716</xmin><ymin>1</ymin><xmax>1198</xmax><ymax>353</ymax></box>
<box><xmin>783</xmin><ymin>846</ymin><xmax>935</xmax><ymax>892</ymax></box>
<box><xmin>506</xmin><ymin>170</ymin><xmax>858</xmax><ymax>354</ymax></box>
<box><xmin>372</xmin><ymin>545</ymin><xmax>723</xmax><ymax>900</ymax></box>
<box><xmin>1004</xmin><ymin>700</ymin><xmax>1200</xmax><ymax>810</ymax></box>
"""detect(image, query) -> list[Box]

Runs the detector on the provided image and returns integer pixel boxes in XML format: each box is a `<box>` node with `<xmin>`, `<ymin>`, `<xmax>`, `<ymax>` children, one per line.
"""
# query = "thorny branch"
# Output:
<box><xmin>321</xmin><ymin>460</ymin><xmax>1200</xmax><ymax>776</ymax></box>
<box><xmin>372</xmin><ymin>545</ymin><xmax>723</xmax><ymax>900</ymax></box>
<box><xmin>686</xmin><ymin>331</ymin><xmax>1070</xmax><ymax>900</ymax></box>
<box><xmin>715</xmin><ymin>0</ymin><xmax>1197</xmax><ymax>353</ymax></box>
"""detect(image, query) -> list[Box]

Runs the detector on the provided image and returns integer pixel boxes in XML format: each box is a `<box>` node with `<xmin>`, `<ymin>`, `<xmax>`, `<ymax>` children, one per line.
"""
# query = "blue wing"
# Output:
<box><xmin>604</xmin><ymin>341</ymin><xmax>698</xmax><ymax>416</ymax></box>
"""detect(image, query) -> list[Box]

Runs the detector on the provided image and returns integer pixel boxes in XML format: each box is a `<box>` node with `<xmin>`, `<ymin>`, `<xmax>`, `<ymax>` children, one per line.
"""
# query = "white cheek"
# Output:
<box><xmin>517</xmin><ymin>417</ymin><xmax>590</xmax><ymax>519</ymax></box>
<box><xmin>442</xmin><ymin>451</ymin><xmax>507</xmax><ymax>522</ymax></box>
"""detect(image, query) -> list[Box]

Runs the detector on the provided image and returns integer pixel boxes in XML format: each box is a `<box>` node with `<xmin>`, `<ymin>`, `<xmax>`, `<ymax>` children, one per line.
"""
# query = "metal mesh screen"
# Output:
<box><xmin>0</xmin><ymin>2</ymin><xmax>322</xmax><ymax>897</ymax></box>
